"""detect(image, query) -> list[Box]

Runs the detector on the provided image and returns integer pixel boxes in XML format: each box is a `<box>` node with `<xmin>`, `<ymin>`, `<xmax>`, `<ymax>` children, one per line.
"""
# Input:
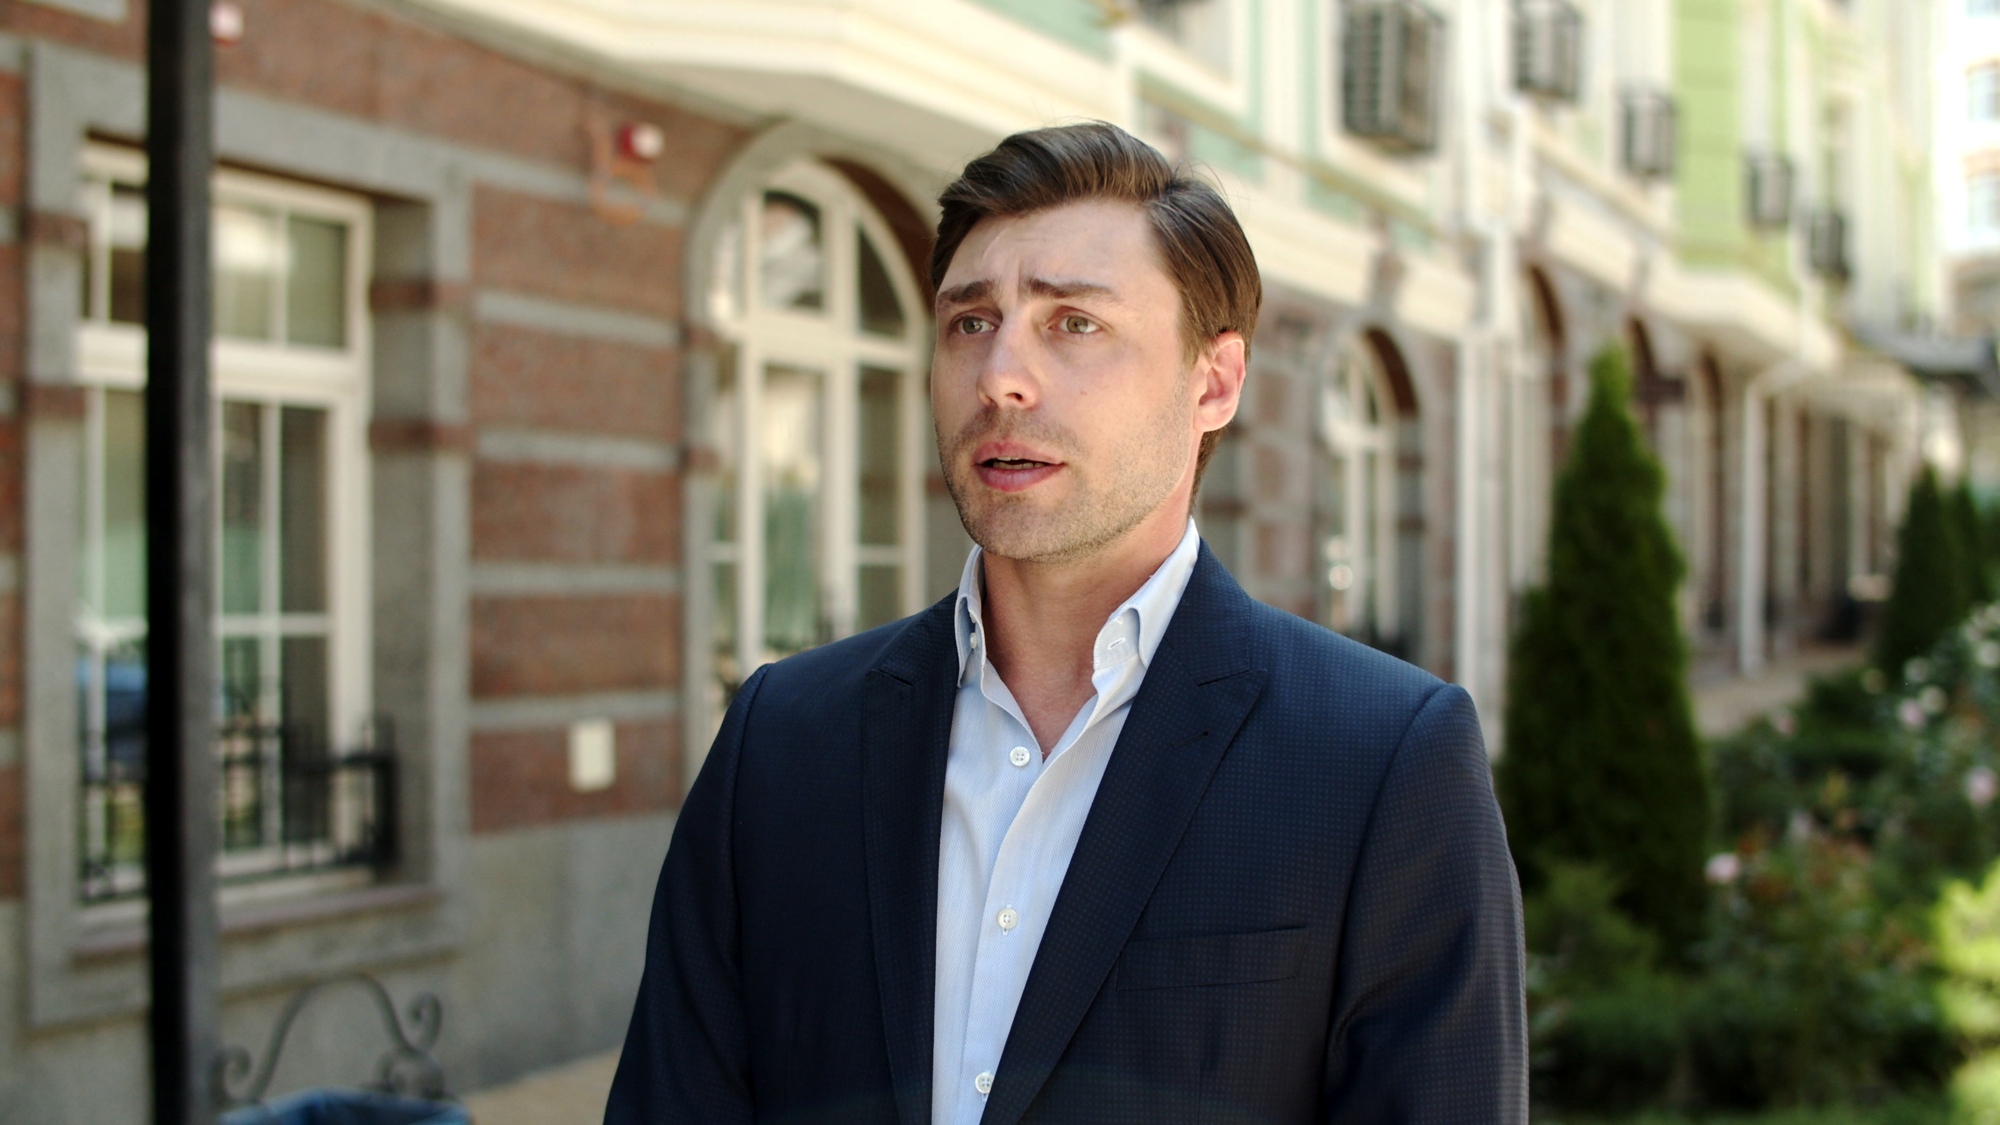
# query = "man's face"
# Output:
<box><xmin>931</xmin><ymin>199</ymin><xmax>1236</xmax><ymax>564</ymax></box>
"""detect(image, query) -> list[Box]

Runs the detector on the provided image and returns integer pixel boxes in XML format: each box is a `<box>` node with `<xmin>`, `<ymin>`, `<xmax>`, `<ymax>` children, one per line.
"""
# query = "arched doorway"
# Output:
<box><xmin>701</xmin><ymin>158</ymin><xmax>930</xmax><ymax>705</ymax></box>
<box><xmin>1315</xmin><ymin>329</ymin><xmax>1423</xmax><ymax>660</ymax></box>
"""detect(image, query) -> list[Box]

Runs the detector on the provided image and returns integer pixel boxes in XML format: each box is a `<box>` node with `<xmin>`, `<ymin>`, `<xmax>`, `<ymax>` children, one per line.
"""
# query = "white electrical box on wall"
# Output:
<box><xmin>568</xmin><ymin>719</ymin><xmax>617</xmax><ymax>792</ymax></box>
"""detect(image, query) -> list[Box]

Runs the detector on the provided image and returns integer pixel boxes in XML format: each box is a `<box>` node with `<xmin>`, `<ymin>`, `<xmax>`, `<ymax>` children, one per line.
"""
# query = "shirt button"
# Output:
<box><xmin>1009</xmin><ymin>745</ymin><xmax>1031</xmax><ymax>767</ymax></box>
<box><xmin>974</xmin><ymin>1071</ymin><xmax>995</xmax><ymax>1095</ymax></box>
<box><xmin>997</xmin><ymin>907</ymin><xmax>1018</xmax><ymax>932</ymax></box>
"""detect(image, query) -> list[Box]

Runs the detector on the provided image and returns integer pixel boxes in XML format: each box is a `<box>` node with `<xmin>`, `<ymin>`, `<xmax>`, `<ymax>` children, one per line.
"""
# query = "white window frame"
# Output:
<box><xmin>706</xmin><ymin>160</ymin><xmax>929</xmax><ymax>698</ymax></box>
<box><xmin>1317</xmin><ymin>336</ymin><xmax>1401</xmax><ymax>644</ymax></box>
<box><xmin>1972</xmin><ymin>171</ymin><xmax>2000</xmax><ymax>234</ymax></box>
<box><xmin>1972</xmin><ymin>63</ymin><xmax>2000</xmax><ymax>124</ymax></box>
<box><xmin>72</xmin><ymin>143</ymin><xmax>374</xmax><ymax>909</ymax></box>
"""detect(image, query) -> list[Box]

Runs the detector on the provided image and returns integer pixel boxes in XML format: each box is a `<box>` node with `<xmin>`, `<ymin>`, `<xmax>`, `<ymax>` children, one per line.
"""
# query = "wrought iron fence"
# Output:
<box><xmin>80</xmin><ymin>719</ymin><xmax>395</xmax><ymax>903</ymax></box>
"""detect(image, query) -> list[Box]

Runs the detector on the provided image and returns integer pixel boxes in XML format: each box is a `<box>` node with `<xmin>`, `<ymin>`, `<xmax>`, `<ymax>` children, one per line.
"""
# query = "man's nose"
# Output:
<box><xmin>975</xmin><ymin>318</ymin><xmax>1041</xmax><ymax>408</ymax></box>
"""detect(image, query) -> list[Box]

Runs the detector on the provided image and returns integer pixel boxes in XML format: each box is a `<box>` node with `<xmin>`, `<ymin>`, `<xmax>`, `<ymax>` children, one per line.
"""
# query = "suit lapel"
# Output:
<box><xmin>980</xmin><ymin>549</ymin><xmax>1269</xmax><ymax>1125</ymax></box>
<box><xmin>861</xmin><ymin>598</ymin><xmax>960</xmax><ymax>1125</ymax></box>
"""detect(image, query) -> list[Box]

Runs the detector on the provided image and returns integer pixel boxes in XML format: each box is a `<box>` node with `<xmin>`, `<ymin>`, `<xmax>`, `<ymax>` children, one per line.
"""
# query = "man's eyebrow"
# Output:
<box><xmin>935</xmin><ymin>279</ymin><xmax>991</xmax><ymax>308</ymax></box>
<box><xmin>1025</xmin><ymin>276</ymin><xmax>1118</xmax><ymax>302</ymax></box>
<box><xmin>933</xmin><ymin>276</ymin><xmax>1120</xmax><ymax>309</ymax></box>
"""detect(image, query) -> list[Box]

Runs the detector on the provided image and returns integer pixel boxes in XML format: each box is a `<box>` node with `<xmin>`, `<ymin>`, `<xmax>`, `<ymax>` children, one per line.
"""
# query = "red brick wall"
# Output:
<box><xmin>0</xmin><ymin>0</ymin><xmax>753</xmax><ymax>840</ymax></box>
<box><xmin>469</xmin><ymin>722</ymin><xmax>680</xmax><ymax>835</ymax></box>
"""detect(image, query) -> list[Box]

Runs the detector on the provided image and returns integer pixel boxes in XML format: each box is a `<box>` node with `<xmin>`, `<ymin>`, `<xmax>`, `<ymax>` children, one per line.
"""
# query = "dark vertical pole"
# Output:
<box><xmin>144</xmin><ymin>1</ymin><xmax>220</xmax><ymax>1123</ymax></box>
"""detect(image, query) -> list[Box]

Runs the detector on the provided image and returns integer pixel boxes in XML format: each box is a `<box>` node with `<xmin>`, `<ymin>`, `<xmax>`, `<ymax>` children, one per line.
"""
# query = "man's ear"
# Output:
<box><xmin>1195</xmin><ymin>331</ymin><xmax>1248</xmax><ymax>435</ymax></box>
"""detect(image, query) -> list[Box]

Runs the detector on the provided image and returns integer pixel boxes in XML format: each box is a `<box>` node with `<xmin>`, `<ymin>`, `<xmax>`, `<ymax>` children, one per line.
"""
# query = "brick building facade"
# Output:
<box><xmin>0</xmin><ymin>0</ymin><xmax>1951</xmax><ymax>1117</ymax></box>
<box><xmin>0</xmin><ymin>1</ymin><xmax>763</xmax><ymax>1115</ymax></box>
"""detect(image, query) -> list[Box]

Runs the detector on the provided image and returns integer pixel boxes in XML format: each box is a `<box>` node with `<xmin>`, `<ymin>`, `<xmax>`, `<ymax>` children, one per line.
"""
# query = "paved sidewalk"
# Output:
<box><xmin>1691</xmin><ymin>644</ymin><xmax>1863</xmax><ymax>738</ymax></box>
<box><xmin>463</xmin><ymin>1049</ymin><xmax>619</xmax><ymax>1125</ymax></box>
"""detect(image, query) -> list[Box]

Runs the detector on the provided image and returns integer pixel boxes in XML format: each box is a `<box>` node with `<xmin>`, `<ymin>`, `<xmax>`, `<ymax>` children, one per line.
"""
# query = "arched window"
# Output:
<box><xmin>704</xmin><ymin>161</ymin><xmax>928</xmax><ymax>703</ymax></box>
<box><xmin>1315</xmin><ymin>335</ymin><xmax>1402</xmax><ymax>649</ymax></box>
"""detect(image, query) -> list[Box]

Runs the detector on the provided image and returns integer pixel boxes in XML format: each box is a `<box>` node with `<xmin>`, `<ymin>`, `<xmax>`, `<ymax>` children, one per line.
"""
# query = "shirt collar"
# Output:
<box><xmin>953</xmin><ymin>520</ymin><xmax>1202</xmax><ymax>686</ymax></box>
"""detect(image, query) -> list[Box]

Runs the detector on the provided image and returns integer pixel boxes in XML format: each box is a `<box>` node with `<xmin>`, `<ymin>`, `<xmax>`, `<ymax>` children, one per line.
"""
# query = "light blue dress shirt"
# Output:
<box><xmin>931</xmin><ymin>520</ymin><xmax>1202</xmax><ymax>1125</ymax></box>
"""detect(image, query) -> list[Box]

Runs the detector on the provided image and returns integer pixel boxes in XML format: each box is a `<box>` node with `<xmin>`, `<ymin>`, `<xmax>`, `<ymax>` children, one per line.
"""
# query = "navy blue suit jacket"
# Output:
<box><xmin>606</xmin><ymin>547</ymin><xmax>1525</xmax><ymax>1123</ymax></box>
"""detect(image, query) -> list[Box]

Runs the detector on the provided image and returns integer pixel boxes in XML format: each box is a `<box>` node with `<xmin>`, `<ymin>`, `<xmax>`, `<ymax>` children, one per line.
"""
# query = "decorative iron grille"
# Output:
<box><xmin>1808</xmin><ymin>209</ymin><xmax>1851</xmax><ymax>282</ymax></box>
<box><xmin>1341</xmin><ymin>0</ymin><xmax>1445</xmax><ymax>154</ymax></box>
<box><xmin>1513</xmin><ymin>0</ymin><xmax>1583</xmax><ymax>102</ymax></box>
<box><xmin>1746</xmin><ymin>153</ymin><xmax>1796</xmax><ymax>229</ymax></box>
<box><xmin>1621</xmin><ymin>90</ymin><xmax>1677</xmax><ymax>179</ymax></box>
<box><xmin>80</xmin><ymin>719</ymin><xmax>395</xmax><ymax>903</ymax></box>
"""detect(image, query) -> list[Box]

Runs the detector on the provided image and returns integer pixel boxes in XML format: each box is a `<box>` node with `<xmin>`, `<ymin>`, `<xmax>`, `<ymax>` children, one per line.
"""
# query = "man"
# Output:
<box><xmin>607</xmin><ymin>122</ymin><xmax>1524</xmax><ymax>1124</ymax></box>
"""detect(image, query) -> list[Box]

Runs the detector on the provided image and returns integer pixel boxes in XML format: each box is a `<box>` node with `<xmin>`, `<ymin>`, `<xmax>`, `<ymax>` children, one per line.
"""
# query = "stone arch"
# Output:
<box><xmin>682</xmin><ymin>121</ymin><xmax>942</xmax><ymax>338</ymax></box>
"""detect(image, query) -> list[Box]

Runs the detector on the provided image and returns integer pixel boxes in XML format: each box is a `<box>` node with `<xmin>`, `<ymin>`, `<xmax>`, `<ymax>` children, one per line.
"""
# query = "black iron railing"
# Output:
<box><xmin>81</xmin><ymin>720</ymin><xmax>395</xmax><ymax>904</ymax></box>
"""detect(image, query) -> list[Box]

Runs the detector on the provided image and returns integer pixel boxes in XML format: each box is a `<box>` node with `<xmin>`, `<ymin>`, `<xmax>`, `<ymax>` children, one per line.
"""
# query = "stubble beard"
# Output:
<box><xmin>938</xmin><ymin>380</ymin><xmax>1193</xmax><ymax>565</ymax></box>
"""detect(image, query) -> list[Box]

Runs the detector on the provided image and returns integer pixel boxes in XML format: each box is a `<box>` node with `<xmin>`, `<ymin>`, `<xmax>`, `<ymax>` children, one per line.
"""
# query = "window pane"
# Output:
<box><xmin>286</xmin><ymin>216</ymin><xmax>347</xmax><ymax>348</ymax></box>
<box><xmin>109</xmin><ymin>184</ymin><xmax>147</xmax><ymax>325</ymax></box>
<box><xmin>858</xmin><ymin>564</ymin><xmax>901</xmax><ymax>632</ymax></box>
<box><xmin>714</xmin><ymin>348</ymin><xmax>738</xmax><ymax>543</ymax></box>
<box><xmin>759</xmin><ymin>191</ymin><xmax>825</xmax><ymax>312</ymax></box>
<box><xmin>1976</xmin><ymin>175</ymin><xmax>2000</xmax><ymax>231</ymax></box>
<box><xmin>280</xmin><ymin>407</ymin><xmax>328</xmax><ymax>613</ymax></box>
<box><xmin>220</xmin><ymin>635</ymin><xmax>263</xmax><ymax>726</ymax></box>
<box><xmin>103</xmin><ymin>637</ymin><xmax>148</xmax><ymax>784</ymax></box>
<box><xmin>856</xmin><ymin>231</ymin><xmax>906</xmax><ymax>337</ymax></box>
<box><xmin>221</xmin><ymin>402</ymin><xmax>264</xmax><ymax>615</ymax></box>
<box><xmin>1360</xmin><ymin>452</ymin><xmax>1380</xmax><ymax>634</ymax></box>
<box><xmin>104</xmin><ymin>637</ymin><xmax>147</xmax><ymax>866</ymax></box>
<box><xmin>280</xmin><ymin>635</ymin><xmax>329</xmax><ymax>746</ymax></box>
<box><xmin>859</xmin><ymin>367</ymin><xmax>901</xmax><ymax>546</ymax></box>
<box><xmin>280</xmin><ymin>634</ymin><xmax>331</xmax><ymax>845</ymax></box>
<box><xmin>214</xmin><ymin>204</ymin><xmax>280</xmax><ymax>340</ymax></box>
<box><xmin>713</xmin><ymin>560</ymin><xmax>739</xmax><ymax>698</ymax></box>
<box><xmin>219</xmin><ymin>723</ymin><xmax>267</xmax><ymax>851</ymax></box>
<box><xmin>763</xmin><ymin>364</ymin><xmax>822</xmax><ymax>659</ymax></box>
<box><xmin>103</xmin><ymin>389</ymin><xmax>148</xmax><ymax>618</ymax></box>
<box><xmin>1975</xmin><ymin>67</ymin><xmax>2000</xmax><ymax>122</ymax></box>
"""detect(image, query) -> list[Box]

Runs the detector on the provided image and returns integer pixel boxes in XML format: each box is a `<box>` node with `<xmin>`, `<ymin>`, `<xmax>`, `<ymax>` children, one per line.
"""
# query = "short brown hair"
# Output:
<box><xmin>932</xmin><ymin>122</ymin><xmax>1261</xmax><ymax>498</ymax></box>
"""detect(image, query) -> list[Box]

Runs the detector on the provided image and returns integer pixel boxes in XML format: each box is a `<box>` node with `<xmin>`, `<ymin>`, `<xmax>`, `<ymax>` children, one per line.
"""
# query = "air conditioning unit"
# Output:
<box><xmin>1342</xmin><ymin>0</ymin><xmax>1446</xmax><ymax>154</ymax></box>
<box><xmin>1808</xmin><ymin>209</ymin><xmax>1850</xmax><ymax>281</ymax></box>
<box><xmin>1745</xmin><ymin>154</ymin><xmax>1795</xmax><ymax>229</ymax></box>
<box><xmin>1514</xmin><ymin>0</ymin><xmax>1583</xmax><ymax>102</ymax></box>
<box><xmin>1620</xmin><ymin>90</ymin><xmax>1676</xmax><ymax>178</ymax></box>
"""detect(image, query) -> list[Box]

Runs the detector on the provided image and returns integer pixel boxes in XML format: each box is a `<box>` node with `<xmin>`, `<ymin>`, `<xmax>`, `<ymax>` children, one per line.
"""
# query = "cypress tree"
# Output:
<box><xmin>1874</xmin><ymin>466</ymin><xmax>1972</xmax><ymax>674</ymax></box>
<box><xmin>1497</xmin><ymin>344</ymin><xmax>1709</xmax><ymax>952</ymax></box>
<box><xmin>1955</xmin><ymin>479</ymin><xmax>1994</xmax><ymax>605</ymax></box>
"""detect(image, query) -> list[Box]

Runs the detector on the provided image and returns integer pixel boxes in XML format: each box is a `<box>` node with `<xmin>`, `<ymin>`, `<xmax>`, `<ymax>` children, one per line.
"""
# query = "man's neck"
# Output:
<box><xmin>980</xmin><ymin>509</ymin><xmax>1188</xmax><ymax>754</ymax></box>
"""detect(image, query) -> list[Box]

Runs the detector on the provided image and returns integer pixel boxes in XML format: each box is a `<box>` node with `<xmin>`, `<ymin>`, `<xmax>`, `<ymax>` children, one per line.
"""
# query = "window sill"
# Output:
<box><xmin>72</xmin><ymin>881</ymin><xmax>441</xmax><ymax>964</ymax></box>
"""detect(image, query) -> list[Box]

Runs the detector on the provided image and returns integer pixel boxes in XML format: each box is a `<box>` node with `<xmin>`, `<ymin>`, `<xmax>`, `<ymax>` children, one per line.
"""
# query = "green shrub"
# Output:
<box><xmin>1879</xmin><ymin>467</ymin><xmax>1973</xmax><ymax>676</ymax></box>
<box><xmin>1526</xmin><ymin>863</ymin><xmax>1685</xmax><ymax>1116</ymax></box>
<box><xmin>1956</xmin><ymin>483</ymin><xmax>1993</xmax><ymax>606</ymax></box>
<box><xmin>1499</xmin><ymin>344</ymin><xmax>1709</xmax><ymax>952</ymax></box>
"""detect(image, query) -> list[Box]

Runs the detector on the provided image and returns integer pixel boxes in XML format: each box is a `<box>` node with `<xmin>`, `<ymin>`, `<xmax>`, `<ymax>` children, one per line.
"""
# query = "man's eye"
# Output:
<box><xmin>1061</xmin><ymin>315</ymin><xmax>1098</xmax><ymax>334</ymax></box>
<box><xmin>955</xmin><ymin>315</ymin><xmax>993</xmax><ymax>335</ymax></box>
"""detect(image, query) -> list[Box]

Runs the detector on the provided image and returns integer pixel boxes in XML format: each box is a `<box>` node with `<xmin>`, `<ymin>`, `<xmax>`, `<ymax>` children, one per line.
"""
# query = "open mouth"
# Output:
<box><xmin>973</xmin><ymin>452</ymin><xmax>1062</xmax><ymax>492</ymax></box>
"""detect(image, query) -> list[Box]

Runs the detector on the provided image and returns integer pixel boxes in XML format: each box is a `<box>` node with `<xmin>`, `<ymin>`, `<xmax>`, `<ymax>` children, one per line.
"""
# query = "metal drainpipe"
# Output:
<box><xmin>143</xmin><ymin>1</ymin><xmax>221</xmax><ymax>1122</ymax></box>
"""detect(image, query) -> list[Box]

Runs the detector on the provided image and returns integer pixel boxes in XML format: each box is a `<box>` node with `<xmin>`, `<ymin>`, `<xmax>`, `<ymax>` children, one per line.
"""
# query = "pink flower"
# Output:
<box><xmin>1900</xmin><ymin>699</ymin><xmax>1928</xmax><ymax>730</ymax></box>
<box><xmin>1969</xmin><ymin>767</ymin><xmax>1999</xmax><ymax>810</ymax></box>
<box><xmin>1705</xmin><ymin>852</ymin><xmax>1742</xmax><ymax>885</ymax></box>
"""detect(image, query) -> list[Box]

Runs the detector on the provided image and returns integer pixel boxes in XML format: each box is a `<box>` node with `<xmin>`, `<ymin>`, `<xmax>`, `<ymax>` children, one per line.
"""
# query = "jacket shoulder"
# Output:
<box><xmin>1239</xmin><ymin>596</ymin><xmax>1448</xmax><ymax>721</ymax></box>
<box><xmin>743</xmin><ymin>597</ymin><xmax>953</xmax><ymax>712</ymax></box>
